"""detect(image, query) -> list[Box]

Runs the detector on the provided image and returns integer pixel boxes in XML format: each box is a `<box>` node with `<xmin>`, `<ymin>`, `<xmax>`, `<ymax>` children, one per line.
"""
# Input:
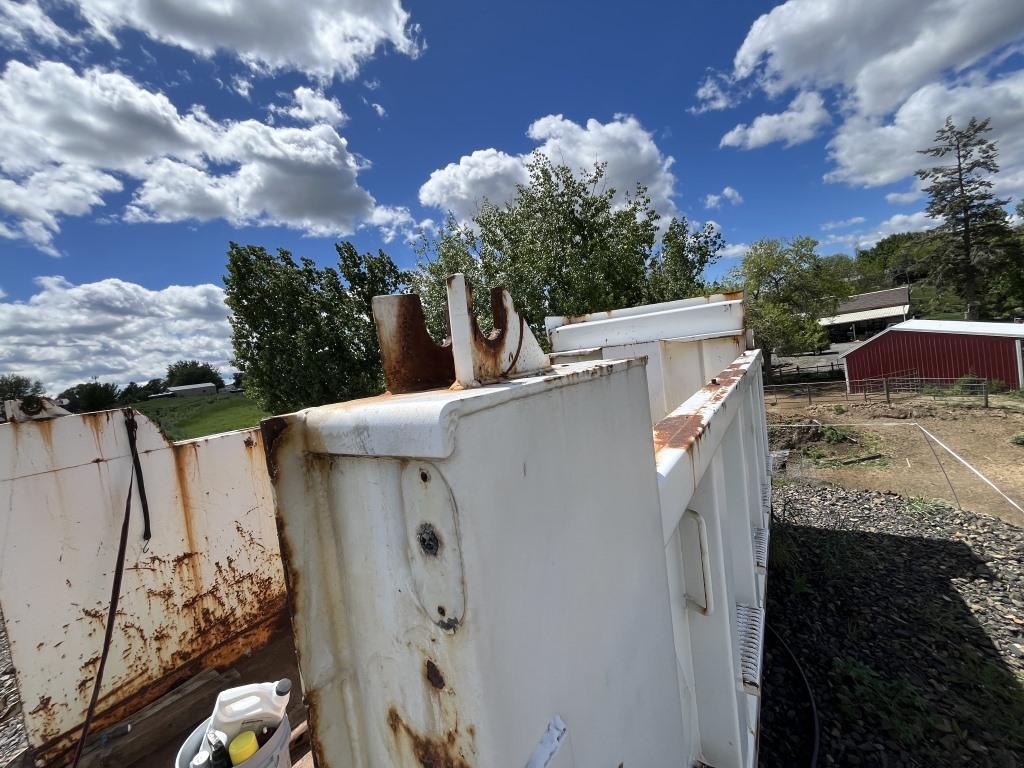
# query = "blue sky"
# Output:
<box><xmin>2</xmin><ymin>0</ymin><xmax>1024</xmax><ymax>391</ymax></box>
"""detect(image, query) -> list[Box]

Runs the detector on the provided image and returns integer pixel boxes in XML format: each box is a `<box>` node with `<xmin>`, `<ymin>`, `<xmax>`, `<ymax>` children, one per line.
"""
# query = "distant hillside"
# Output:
<box><xmin>135</xmin><ymin>393</ymin><xmax>268</xmax><ymax>441</ymax></box>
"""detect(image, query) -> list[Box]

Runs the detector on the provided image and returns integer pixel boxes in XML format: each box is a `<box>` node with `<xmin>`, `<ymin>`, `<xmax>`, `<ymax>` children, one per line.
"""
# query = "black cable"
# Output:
<box><xmin>123</xmin><ymin>408</ymin><xmax>152</xmax><ymax>542</ymax></box>
<box><xmin>70</xmin><ymin>471</ymin><xmax>134</xmax><ymax>768</ymax></box>
<box><xmin>767</xmin><ymin>622</ymin><xmax>820</xmax><ymax>768</ymax></box>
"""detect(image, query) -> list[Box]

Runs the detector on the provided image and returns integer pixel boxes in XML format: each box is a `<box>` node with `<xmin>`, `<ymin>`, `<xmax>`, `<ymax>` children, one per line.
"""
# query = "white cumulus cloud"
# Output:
<box><xmin>826</xmin><ymin>70</ymin><xmax>1024</xmax><ymax>194</ymax></box>
<box><xmin>820</xmin><ymin>216</ymin><xmax>865</xmax><ymax>231</ymax></box>
<box><xmin>720</xmin><ymin>91</ymin><xmax>829</xmax><ymax>149</ymax></box>
<box><xmin>0</xmin><ymin>60</ymin><xmax>398</xmax><ymax>253</ymax></box>
<box><xmin>731</xmin><ymin>0</ymin><xmax>1024</xmax><ymax>116</ymax></box>
<box><xmin>420</xmin><ymin>114</ymin><xmax>677</xmax><ymax>222</ymax></box>
<box><xmin>271</xmin><ymin>86</ymin><xmax>347</xmax><ymax>126</ymax></box>
<box><xmin>0</xmin><ymin>275</ymin><xmax>233</xmax><ymax>394</ymax></box>
<box><xmin>822</xmin><ymin>211</ymin><xmax>938</xmax><ymax>251</ymax></box>
<box><xmin>697</xmin><ymin>0</ymin><xmax>1024</xmax><ymax>207</ymax></box>
<box><xmin>705</xmin><ymin>185</ymin><xmax>743</xmax><ymax>208</ymax></box>
<box><xmin>66</xmin><ymin>0</ymin><xmax>422</xmax><ymax>80</ymax></box>
<box><xmin>0</xmin><ymin>0</ymin><xmax>79</xmax><ymax>48</ymax></box>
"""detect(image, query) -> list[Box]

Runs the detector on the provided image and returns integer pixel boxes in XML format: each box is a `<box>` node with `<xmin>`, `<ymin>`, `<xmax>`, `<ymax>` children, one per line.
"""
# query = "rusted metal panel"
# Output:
<box><xmin>0</xmin><ymin>411</ymin><xmax>285</xmax><ymax>766</ymax></box>
<box><xmin>445</xmin><ymin>274</ymin><xmax>550</xmax><ymax>387</ymax></box>
<box><xmin>372</xmin><ymin>275</ymin><xmax>549</xmax><ymax>395</ymax></box>
<box><xmin>372</xmin><ymin>293</ymin><xmax>455</xmax><ymax>394</ymax></box>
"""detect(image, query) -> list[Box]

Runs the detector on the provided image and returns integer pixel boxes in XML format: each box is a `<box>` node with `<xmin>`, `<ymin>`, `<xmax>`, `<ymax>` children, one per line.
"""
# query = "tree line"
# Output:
<box><xmin>224</xmin><ymin>118</ymin><xmax>1020</xmax><ymax>409</ymax></box>
<box><xmin>4</xmin><ymin>116</ymin><xmax>1021</xmax><ymax>415</ymax></box>
<box><xmin>0</xmin><ymin>359</ymin><xmax>229</xmax><ymax>413</ymax></box>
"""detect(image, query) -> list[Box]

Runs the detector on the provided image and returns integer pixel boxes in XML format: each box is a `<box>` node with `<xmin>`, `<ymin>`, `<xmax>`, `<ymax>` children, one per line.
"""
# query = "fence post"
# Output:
<box><xmin>884</xmin><ymin>377</ymin><xmax>890</xmax><ymax>404</ymax></box>
<box><xmin>807</xmin><ymin>385</ymin><xmax>812</xmax><ymax>406</ymax></box>
<box><xmin>983</xmin><ymin>380</ymin><xmax>989</xmax><ymax>408</ymax></box>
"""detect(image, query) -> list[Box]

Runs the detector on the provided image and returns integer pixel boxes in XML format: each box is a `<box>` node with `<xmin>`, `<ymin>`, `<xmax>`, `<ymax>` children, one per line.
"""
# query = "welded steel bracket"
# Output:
<box><xmin>445</xmin><ymin>273</ymin><xmax>550</xmax><ymax>388</ymax></box>
<box><xmin>372</xmin><ymin>273</ymin><xmax>550</xmax><ymax>394</ymax></box>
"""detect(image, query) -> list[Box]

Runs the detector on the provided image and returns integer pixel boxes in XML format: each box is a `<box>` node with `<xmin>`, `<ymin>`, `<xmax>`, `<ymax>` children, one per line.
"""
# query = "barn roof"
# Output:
<box><xmin>819</xmin><ymin>286</ymin><xmax>910</xmax><ymax>326</ymax></box>
<box><xmin>838</xmin><ymin>319</ymin><xmax>1024</xmax><ymax>358</ymax></box>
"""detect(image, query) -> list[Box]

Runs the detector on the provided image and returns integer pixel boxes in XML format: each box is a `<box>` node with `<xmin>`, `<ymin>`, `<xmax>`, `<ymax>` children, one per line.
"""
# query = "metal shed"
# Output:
<box><xmin>840</xmin><ymin>319</ymin><xmax>1024</xmax><ymax>390</ymax></box>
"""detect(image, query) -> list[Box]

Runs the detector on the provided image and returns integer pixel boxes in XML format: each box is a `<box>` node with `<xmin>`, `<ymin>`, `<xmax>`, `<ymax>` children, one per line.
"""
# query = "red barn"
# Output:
<box><xmin>840</xmin><ymin>319</ymin><xmax>1024</xmax><ymax>391</ymax></box>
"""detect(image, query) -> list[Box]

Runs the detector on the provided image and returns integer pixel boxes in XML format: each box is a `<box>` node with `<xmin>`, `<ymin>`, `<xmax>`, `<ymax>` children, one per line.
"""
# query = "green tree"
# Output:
<box><xmin>917</xmin><ymin>116</ymin><xmax>1018</xmax><ymax>317</ymax></box>
<box><xmin>0</xmin><ymin>373</ymin><xmax>44</xmax><ymax>401</ymax></box>
<box><xmin>853</xmin><ymin>231</ymin><xmax>937</xmax><ymax>290</ymax></box>
<box><xmin>59</xmin><ymin>381</ymin><xmax>120</xmax><ymax>412</ymax></box>
<box><xmin>731</xmin><ymin>238</ymin><xmax>853</xmax><ymax>377</ymax></box>
<box><xmin>224</xmin><ymin>241</ymin><xmax>408</xmax><ymax>414</ymax></box>
<box><xmin>646</xmin><ymin>216</ymin><xmax>725</xmax><ymax>302</ymax></box>
<box><xmin>165</xmin><ymin>360</ymin><xmax>225</xmax><ymax>389</ymax></box>
<box><xmin>412</xmin><ymin>153</ymin><xmax>660</xmax><ymax>341</ymax></box>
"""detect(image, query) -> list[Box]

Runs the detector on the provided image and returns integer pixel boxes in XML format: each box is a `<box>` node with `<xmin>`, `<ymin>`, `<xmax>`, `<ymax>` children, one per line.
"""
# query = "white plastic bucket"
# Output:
<box><xmin>175</xmin><ymin>714</ymin><xmax>291</xmax><ymax>768</ymax></box>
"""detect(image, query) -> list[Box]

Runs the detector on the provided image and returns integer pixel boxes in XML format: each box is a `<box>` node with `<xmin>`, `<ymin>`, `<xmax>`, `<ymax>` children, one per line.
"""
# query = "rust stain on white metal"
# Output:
<box><xmin>371</xmin><ymin>273</ymin><xmax>550</xmax><ymax>394</ymax></box>
<box><xmin>0</xmin><ymin>411</ymin><xmax>286</xmax><ymax>765</ymax></box>
<box><xmin>653</xmin><ymin>352</ymin><xmax>757</xmax><ymax>459</ymax></box>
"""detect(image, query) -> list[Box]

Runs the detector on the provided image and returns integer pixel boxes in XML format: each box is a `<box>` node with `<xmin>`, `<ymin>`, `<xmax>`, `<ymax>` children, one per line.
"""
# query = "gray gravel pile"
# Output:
<box><xmin>1</xmin><ymin>608</ymin><xmax>26</xmax><ymax>768</ymax></box>
<box><xmin>759</xmin><ymin>481</ymin><xmax>1024</xmax><ymax>768</ymax></box>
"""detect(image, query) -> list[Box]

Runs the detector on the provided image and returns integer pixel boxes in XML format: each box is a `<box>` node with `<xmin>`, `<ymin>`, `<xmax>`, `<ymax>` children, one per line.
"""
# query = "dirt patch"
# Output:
<box><xmin>767</xmin><ymin>400</ymin><xmax>1024</xmax><ymax>528</ymax></box>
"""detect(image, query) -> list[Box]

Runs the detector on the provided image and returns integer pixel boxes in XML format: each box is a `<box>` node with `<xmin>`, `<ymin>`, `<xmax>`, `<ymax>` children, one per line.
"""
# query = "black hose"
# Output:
<box><xmin>767</xmin><ymin>622</ymin><xmax>820</xmax><ymax>768</ymax></box>
<box><xmin>70</xmin><ymin>472</ymin><xmax>134</xmax><ymax>768</ymax></box>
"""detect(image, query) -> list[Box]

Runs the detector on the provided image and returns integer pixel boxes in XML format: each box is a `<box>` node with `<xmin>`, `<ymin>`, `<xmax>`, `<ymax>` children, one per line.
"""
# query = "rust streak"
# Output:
<box><xmin>387</xmin><ymin>706</ymin><xmax>473</xmax><ymax>768</ymax></box>
<box><xmin>259</xmin><ymin>416</ymin><xmax>290</xmax><ymax>483</ymax></box>
<box><xmin>374</xmin><ymin>293</ymin><xmax>455</xmax><ymax>394</ymax></box>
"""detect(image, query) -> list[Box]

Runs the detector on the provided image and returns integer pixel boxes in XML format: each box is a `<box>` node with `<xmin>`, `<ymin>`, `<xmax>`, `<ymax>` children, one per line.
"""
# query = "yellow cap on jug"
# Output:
<box><xmin>228</xmin><ymin>730</ymin><xmax>258</xmax><ymax>765</ymax></box>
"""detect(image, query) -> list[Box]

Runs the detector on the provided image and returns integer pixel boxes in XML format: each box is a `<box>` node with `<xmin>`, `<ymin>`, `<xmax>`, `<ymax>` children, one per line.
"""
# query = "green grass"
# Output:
<box><xmin>135</xmin><ymin>393</ymin><xmax>268</xmax><ymax>441</ymax></box>
<box><xmin>1012</xmin><ymin>433</ymin><xmax>1024</xmax><ymax>447</ymax></box>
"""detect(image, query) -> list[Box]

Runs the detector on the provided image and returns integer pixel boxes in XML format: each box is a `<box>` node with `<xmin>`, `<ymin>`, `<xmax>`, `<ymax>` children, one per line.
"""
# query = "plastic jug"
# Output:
<box><xmin>207</xmin><ymin>679</ymin><xmax>291</xmax><ymax>744</ymax></box>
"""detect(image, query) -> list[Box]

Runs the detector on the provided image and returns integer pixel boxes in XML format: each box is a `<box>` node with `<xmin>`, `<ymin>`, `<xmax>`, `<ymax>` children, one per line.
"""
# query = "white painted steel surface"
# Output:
<box><xmin>263</xmin><ymin>286</ymin><xmax>770</xmax><ymax>768</ymax></box>
<box><xmin>269</xmin><ymin>348</ymin><xmax>771</xmax><ymax>768</ymax></box>
<box><xmin>654</xmin><ymin>349</ymin><xmax>769</xmax><ymax>767</ymax></box>
<box><xmin>548</xmin><ymin>298</ymin><xmax>745</xmax><ymax>352</ymax></box>
<box><xmin>267</xmin><ymin>359</ymin><xmax>690</xmax><ymax>768</ymax></box>
<box><xmin>0</xmin><ymin>411</ymin><xmax>284</xmax><ymax>765</ymax></box>
<box><xmin>546</xmin><ymin>293</ymin><xmax>748</xmax><ymax>423</ymax></box>
<box><xmin>544</xmin><ymin>290</ymin><xmax>743</xmax><ymax>336</ymax></box>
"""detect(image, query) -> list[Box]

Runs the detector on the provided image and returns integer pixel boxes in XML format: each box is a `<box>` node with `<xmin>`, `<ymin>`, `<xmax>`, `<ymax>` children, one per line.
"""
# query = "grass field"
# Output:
<box><xmin>135</xmin><ymin>393</ymin><xmax>268</xmax><ymax>441</ymax></box>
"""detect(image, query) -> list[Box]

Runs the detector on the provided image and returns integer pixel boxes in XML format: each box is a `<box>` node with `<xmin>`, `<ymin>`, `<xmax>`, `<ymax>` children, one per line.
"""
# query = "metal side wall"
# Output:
<box><xmin>0</xmin><ymin>411</ymin><xmax>285</xmax><ymax>765</ymax></box>
<box><xmin>266</xmin><ymin>360</ymin><xmax>691</xmax><ymax>768</ymax></box>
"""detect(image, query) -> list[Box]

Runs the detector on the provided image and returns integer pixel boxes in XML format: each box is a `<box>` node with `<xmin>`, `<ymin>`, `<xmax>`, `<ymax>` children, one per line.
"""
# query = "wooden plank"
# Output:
<box><xmin>77</xmin><ymin>668</ymin><xmax>240</xmax><ymax>768</ymax></box>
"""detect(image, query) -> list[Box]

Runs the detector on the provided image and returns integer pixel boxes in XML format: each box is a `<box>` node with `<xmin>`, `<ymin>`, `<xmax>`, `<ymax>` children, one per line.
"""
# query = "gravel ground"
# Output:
<box><xmin>759</xmin><ymin>480</ymin><xmax>1024</xmax><ymax>768</ymax></box>
<box><xmin>1</xmin><ymin>607</ymin><xmax>26</xmax><ymax>768</ymax></box>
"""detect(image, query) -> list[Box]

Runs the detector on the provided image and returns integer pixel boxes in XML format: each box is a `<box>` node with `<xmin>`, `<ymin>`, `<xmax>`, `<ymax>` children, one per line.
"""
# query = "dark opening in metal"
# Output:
<box><xmin>417</xmin><ymin>523</ymin><xmax>441</xmax><ymax>556</ymax></box>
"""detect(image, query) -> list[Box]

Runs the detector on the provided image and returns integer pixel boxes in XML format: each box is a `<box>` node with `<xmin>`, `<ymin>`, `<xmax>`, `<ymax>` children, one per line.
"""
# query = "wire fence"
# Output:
<box><xmin>771</xmin><ymin>360</ymin><xmax>845</xmax><ymax>383</ymax></box>
<box><xmin>764</xmin><ymin>374</ymin><xmax>1003</xmax><ymax>408</ymax></box>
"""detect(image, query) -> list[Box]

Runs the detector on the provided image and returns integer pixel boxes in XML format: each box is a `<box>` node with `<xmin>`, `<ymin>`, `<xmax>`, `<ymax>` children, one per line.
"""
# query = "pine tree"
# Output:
<box><xmin>916</xmin><ymin>117</ymin><xmax>1010</xmax><ymax>318</ymax></box>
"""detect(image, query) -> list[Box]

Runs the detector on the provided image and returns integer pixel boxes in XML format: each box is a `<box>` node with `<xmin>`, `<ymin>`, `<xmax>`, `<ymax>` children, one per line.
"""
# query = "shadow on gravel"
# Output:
<box><xmin>760</xmin><ymin>522</ymin><xmax>1024</xmax><ymax>768</ymax></box>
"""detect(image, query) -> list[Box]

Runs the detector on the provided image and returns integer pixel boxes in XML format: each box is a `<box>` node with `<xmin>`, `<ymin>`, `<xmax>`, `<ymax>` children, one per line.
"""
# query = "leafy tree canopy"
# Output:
<box><xmin>59</xmin><ymin>381</ymin><xmax>120</xmax><ymax>412</ymax></box>
<box><xmin>224</xmin><ymin>241</ymin><xmax>407</xmax><ymax>414</ymax></box>
<box><xmin>166</xmin><ymin>360</ymin><xmax>225</xmax><ymax>390</ymax></box>
<box><xmin>118</xmin><ymin>378</ymin><xmax>166</xmax><ymax>405</ymax></box>
<box><xmin>412</xmin><ymin>153</ymin><xmax>665</xmax><ymax>341</ymax></box>
<box><xmin>646</xmin><ymin>216</ymin><xmax>725</xmax><ymax>304</ymax></box>
<box><xmin>730</xmin><ymin>238</ymin><xmax>854</xmax><ymax>375</ymax></box>
<box><xmin>0</xmin><ymin>373</ymin><xmax>44</xmax><ymax>402</ymax></box>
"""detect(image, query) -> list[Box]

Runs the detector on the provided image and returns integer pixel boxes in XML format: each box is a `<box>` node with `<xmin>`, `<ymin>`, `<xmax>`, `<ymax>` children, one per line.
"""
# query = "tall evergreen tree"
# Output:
<box><xmin>916</xmin><ymin>117</ymin><xmax>1012</xmax><ymax>317</ymax></box>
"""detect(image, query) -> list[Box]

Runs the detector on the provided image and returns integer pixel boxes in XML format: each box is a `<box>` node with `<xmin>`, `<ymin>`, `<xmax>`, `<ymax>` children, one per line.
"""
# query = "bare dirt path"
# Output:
<box><xmin>767</xmin><ymin>398</ymin><xmax>1024</xmax><ymax>527</ymax></box>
